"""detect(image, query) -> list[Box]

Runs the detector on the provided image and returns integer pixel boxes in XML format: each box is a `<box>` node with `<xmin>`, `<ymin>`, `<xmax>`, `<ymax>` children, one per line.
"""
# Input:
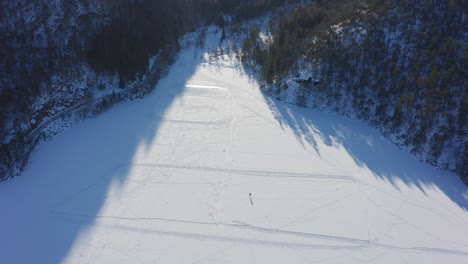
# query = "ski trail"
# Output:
<box><xmin>132</xmin><ymin>163</ymin><xmax>355</xmax><ymax>182</ymax></box>
<box><xmin>52</xmin><ymin>211</ymin><xmax>468</xmax><ymax>256</ymax></box>
<box><xmin>211</xmin><ymin>84</ymin><xmax>237</xmax><ymax>222</ymax></box>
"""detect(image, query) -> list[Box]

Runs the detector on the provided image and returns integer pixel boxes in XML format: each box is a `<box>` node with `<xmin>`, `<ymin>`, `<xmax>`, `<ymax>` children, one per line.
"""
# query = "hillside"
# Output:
<box><xmin>241</xmin><ymin>0</ymin><xmax>467</xmax><ymax>183</ymax></box>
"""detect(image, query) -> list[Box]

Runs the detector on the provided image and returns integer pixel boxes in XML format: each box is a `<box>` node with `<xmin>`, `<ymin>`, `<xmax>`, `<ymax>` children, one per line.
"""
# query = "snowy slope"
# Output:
<box><xmin>0</xmin><ymin>28</ymin><xmax>467</xmax><ymax>264</ymax></box>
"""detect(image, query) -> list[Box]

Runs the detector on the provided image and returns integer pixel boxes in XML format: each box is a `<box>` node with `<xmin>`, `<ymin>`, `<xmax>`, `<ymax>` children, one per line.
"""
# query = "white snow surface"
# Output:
<box><xmin>1</xmin><ymin>29</ymin><xmax>467</xmax><ymax>264</ymax></box>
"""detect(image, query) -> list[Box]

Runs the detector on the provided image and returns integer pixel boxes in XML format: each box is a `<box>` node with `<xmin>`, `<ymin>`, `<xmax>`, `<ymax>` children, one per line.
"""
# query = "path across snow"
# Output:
<box><xmin>1</xmin><ymin>29</ymin><xmax>467</xmax><ymax>264</ymax></box>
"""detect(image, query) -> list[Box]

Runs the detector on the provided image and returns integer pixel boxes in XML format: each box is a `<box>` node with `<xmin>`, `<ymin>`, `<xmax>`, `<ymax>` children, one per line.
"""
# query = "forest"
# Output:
<box><xmin>241</xmin><ymin>0</ymin><xmax>467</xmax><ymax>182</ymax></box>
<box><xmin>87</xmin><ymin>0</ymin><xmax>288</xmax><ymax>80</ymax></box>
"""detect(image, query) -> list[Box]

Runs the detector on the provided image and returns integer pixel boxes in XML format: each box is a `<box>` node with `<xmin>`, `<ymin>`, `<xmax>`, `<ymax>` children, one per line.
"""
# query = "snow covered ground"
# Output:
<box><xmin>1</xmin><ymin>29</ymin><xmax>467</xmax><ymax>264</ymax></box>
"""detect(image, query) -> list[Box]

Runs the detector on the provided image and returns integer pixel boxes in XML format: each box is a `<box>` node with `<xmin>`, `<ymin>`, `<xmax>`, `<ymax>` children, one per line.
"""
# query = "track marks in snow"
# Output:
<box><xmin>185</xmin><ymin>84</ymin><xmax>230</xmax><ymax>92</ymax></box>
<box><xmin>52</xmin><ymin>212</ymin><xmax>367</xmax><ymax>250</ymax></box>
<box><xmin>132</xmin><ymin>163</ymin><xmax>355</xmax><ymax>182</ymax></box>
<box><xmin>231</xmin><ymin>221</ymin><xmax>370</xmax><ymax>244</ymax></box>
<box><xmin>160</xmin><ymin>117</ymin><xmax>232</xmax><ymax>126</ymax></box>
<box><xmin>182</xmin><ymin>84</ymin><xmax>231</xmax><ymax>99</ymax></box>
<box><xmin>52</xmin><ymin>211</ymin><xmax>468</xmax><ymax>256</ymax></box>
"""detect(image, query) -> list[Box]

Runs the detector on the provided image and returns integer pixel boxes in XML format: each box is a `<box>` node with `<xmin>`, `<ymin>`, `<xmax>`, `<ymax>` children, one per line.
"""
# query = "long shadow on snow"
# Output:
<box><xmin>262</xmin><ymin>90</ymin><xmax>468</xmax><ymax>210</ymax></box>
<box><xmin>0</xmin><ymin>42</ymin><xmax>209</xmax><ymax>263</ymax></box>
<box><xmin>232</xmin><ymin>59</ymin><xmax>468</xmax><ymax>211</ymax></box>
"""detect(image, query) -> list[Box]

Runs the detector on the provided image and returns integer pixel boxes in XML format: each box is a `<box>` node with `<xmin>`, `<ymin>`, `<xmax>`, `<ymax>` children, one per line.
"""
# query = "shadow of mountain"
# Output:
<box><xmin>0</xmin><ymin>37</ymin><xmax>209</xmax><ymax>263</ymax></box>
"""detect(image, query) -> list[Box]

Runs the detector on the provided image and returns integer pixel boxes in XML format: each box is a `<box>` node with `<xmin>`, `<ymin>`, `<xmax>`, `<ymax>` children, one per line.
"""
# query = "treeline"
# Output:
<box><xmin>242</xmin><ymin>0</ymin><xmax>467</xmax><ymax>182</ymax></box>
<box><xmin>87</xmin><ymin>0</ymin><xmax>288</xmax><ymax>79</ymax></box>
<box><xmin>88</xmin><ymin>0</ymin><xmax>203</xmax><ymax>79</ymax></box>
<box><xmin>242</xmin><ymin>0</ymin><xmax>365</xmax><ymax>83</ymax></box>
<box><xmin>0</xmin><ymin>0</ymin><xmax>111</xmax><ymax>139</ymax></box>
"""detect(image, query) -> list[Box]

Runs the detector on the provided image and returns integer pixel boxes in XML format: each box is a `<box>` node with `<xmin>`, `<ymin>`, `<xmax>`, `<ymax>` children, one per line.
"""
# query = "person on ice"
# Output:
<box><xmin>249</xmin><ymin>192</ymin><xmax>253</xmax><ymax>205</ymax></box>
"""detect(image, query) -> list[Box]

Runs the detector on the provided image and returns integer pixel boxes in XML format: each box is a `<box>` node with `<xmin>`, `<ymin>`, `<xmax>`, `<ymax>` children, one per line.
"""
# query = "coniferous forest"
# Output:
<box><xmin>241</xmin><ymin>0</ymin><xmax>467</xmax><ymax>182</ymax></box>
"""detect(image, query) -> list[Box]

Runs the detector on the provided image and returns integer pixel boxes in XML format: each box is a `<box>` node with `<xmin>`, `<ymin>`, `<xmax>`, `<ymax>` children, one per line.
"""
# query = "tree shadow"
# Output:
<box><xmin>261</xmin><ymin>93</ymin><xmax>468</xmax><ymax>211</ymax></box>
<box><xmin>227</xmin><ymin>21</ymin><xmax>468</xmax><ymax>211</ymax></box>
<box><xmin>193</xmin><ymin>44</ymin><xmax>468</xmax><ymax>212</ymax></box>
<box><xmin>0</xmin><ymin>32</ymin><xmax>213</xmax><ymax>263</ymax></box>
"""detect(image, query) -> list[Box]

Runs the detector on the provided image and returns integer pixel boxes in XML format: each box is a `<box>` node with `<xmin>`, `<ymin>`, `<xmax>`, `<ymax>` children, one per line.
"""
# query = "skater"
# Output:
<box><xmin>249</xmin><ymin>192</ymin><xmax>253</xmax><ymax>205</ymax></box>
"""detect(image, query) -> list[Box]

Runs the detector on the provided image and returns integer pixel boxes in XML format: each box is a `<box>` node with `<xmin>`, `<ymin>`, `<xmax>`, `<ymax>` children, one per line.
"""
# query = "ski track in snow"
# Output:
<box><xmin>131</xmin><ymin>163</ymin><xmax>356</xmax><ymax>182</ymax></box>
<box><xmin>48</xmin><ymin>211</ymin><xmax>468</xmax><ymax>256</ymax></box>
<box><xmin>1</xmin><ymin>28</ymin><xmax>467</xmax><ymax>264</ymax></box>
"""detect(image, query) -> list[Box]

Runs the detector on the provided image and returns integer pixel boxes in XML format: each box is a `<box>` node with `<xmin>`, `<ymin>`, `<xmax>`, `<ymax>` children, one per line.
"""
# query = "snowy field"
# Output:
<box><xmin>1</xmin><ymin>29</ymin><xmax>467</xmax><ymax>264</ymax></box>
